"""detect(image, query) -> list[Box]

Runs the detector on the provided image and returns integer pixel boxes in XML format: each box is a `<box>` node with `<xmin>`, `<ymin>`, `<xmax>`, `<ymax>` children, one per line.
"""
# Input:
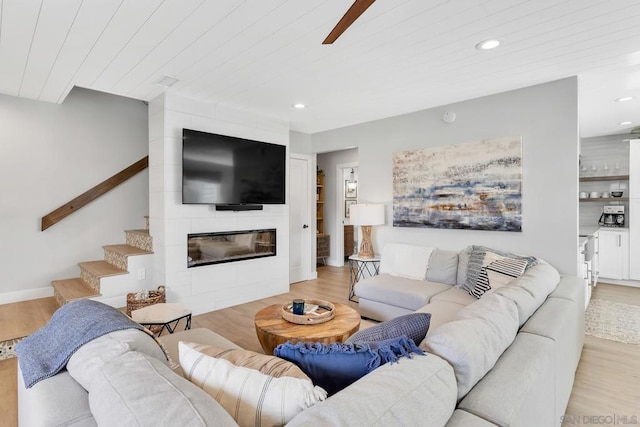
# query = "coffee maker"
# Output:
<box><xmin>598</xmin><ymin>205</ymin><xmax>625</xmax><ymax>227</ymax></box>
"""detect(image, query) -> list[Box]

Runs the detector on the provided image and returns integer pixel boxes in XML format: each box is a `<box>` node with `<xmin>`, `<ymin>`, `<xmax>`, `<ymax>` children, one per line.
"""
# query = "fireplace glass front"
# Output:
<box><xmin>187</xmin><ymin>229</ymin><xmax>276</xmax><ymax>267</ymax></box>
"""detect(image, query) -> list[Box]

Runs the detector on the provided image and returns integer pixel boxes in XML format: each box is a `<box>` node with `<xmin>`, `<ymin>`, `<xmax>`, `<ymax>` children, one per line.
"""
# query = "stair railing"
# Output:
<box><xmin>41</xmin><ymin>156</ymin><xmax>148</xmax><ymax>231</ymax></box>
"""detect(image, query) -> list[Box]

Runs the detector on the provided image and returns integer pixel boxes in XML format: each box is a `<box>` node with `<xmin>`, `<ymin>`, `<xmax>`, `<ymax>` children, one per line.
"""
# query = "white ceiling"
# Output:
<box><xmin>1</xmin><ymin>0</ymin><xmax>640</xmax><ymax>137</ymax></box>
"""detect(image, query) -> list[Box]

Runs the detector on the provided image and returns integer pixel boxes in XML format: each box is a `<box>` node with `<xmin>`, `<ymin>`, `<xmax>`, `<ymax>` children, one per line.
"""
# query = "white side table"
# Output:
<box><xmin>348</xmin><ymin>254</ymin><xmax>381</xmax><ymax>302</ymax></box>
<box><xmin>131</xmin><ymin>303</ymin><xmax>192</xmax><ymax>337</ymax></box>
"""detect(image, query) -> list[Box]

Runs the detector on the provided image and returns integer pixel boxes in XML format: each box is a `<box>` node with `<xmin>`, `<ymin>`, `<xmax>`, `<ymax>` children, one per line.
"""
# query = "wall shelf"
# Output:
<box><xmin>579</xmin><ymin>175</ymin><xmax>629</xmax><ymax>182</ymax></box>
<box><xmin>580</xmin><ymin>197</ymin><xmax>628</xmax><ymax>202</ymax></box>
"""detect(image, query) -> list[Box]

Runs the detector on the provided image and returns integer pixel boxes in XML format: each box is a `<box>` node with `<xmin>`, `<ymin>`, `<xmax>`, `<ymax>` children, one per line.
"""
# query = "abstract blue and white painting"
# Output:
<box><xmin>393</xmin><ymin>137</ymin><xmax>522</xmax><ymax>232</ymax></box>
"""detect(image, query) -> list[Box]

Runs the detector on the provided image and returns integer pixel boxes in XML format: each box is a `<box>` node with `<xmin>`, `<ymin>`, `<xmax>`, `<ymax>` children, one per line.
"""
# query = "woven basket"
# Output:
<box><xmin>126</xmin><ymin>286</ymin><xmax>166</xmax><ymax>317</ymax></box>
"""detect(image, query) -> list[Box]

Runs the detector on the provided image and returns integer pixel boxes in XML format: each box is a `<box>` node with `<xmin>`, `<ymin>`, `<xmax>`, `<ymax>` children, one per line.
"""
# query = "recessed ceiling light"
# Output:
<box><xmin>476</xmin><ymin>39</ymin><xmax>500</xmax><ymax>50</ymax></box>
<box><xmin>619</xmin><ymin>121</ymin><xmax>632</xmax><ymax>125</ymax></box>
<box><xmin>292</xmin><ymin>103</ymin><xmax>306</xmax><ymax>109</ymax></box>
<box><xmin>615</xmin><ymin>96</ymin><xmax>634</xmax><ymax>102</ymax></box>
<box><xmin>155</xmin><ymin>75</ymin><xmax>179</xmax><ymax>88</ymax></box>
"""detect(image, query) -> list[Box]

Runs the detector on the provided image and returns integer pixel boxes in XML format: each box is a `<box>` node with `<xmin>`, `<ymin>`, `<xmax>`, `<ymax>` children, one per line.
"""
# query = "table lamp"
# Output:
<box><xmin>349</xmin><ymin>204</ymin><xmax>385</xmax><ymax>259</ymax></box>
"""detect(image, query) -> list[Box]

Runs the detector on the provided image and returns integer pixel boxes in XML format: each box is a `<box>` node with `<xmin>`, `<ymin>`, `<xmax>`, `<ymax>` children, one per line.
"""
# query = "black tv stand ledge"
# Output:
<box><xmin>215</xmin><ymin>204</ymin><xmax>263</xmax><ymax>211</ymax></box>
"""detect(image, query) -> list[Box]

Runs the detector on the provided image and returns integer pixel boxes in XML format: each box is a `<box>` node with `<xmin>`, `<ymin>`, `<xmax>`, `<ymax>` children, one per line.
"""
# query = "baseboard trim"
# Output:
<box><xmin>0</xmin><ymin>287</ymin><xmax>54</xmax><ymax>305</ymax></box>
<box><xmin>597</xmin><ymin>278</ymin><xmax>640</xmax><ymax>288</ymax></box>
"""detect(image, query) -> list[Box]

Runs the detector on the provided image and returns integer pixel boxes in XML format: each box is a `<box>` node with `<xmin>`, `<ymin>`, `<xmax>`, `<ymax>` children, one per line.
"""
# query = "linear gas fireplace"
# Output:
<box><xmin>187</xmin><ymin>229</ymin><xmax>276</xmax><ymax>268</ymax></box>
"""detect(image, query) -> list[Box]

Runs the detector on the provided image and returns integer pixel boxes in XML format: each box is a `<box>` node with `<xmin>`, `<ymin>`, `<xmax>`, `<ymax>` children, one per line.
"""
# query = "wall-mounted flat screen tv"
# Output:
<box><xmin>182</xmin><ymin>128</ymin><xmax>286</xmax><ymax>205</ymax></box>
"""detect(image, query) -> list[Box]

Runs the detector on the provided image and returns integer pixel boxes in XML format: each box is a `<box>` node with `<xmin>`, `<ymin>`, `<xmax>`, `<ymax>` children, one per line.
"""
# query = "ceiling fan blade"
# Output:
<box><xmin>323</xmin><ymin>0</ymin><xmax>375</xmax><ymax>44</ymax></box>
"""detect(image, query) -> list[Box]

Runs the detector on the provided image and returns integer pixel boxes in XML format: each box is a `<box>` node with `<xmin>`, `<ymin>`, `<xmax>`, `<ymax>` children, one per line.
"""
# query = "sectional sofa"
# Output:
<box><xmin>17</xmin><ymin>243</ymin><xmax>584</xmax><ymax>427</ymax></box>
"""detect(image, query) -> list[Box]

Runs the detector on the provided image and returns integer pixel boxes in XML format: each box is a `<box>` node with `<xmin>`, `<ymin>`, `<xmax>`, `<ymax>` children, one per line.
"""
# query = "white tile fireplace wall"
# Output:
<box><xmin>148</xmin><ymin>92</ymin><xmax>290</xmax><ymax>315</ymax></box>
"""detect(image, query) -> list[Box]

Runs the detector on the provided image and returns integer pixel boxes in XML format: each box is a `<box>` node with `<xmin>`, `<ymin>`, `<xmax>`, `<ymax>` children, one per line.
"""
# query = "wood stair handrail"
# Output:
<box><xmin>41</xmin><ymin>156</ymin><xmax>149</xmax><ymax>231</ymax></box>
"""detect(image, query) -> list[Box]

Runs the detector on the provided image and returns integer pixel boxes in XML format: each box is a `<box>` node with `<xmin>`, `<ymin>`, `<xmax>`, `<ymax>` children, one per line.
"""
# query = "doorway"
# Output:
<box><xmin>316</xmin><ymin>148</ymin><xmax>358</xmax><ymax>267</ymax></box>
<box><xmin>335</xmin><ymin>162</ymin><xmax>358</xmax><ymax>266</ymax></box>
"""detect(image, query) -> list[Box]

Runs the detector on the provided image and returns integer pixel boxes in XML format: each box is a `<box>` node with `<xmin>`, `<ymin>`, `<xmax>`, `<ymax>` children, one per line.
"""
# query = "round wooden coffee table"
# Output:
<box><xmin>254</xmin><ymin>302</ymin><xmax>361</xmax><ymax>354</ymax></box>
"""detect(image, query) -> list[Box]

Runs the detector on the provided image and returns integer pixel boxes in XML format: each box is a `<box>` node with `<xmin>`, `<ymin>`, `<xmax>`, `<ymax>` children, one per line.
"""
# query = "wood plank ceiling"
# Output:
<box><xmin>1</xmin><ymin>0</ymin><xmax>640</xmax><ymax>137</ymax></box>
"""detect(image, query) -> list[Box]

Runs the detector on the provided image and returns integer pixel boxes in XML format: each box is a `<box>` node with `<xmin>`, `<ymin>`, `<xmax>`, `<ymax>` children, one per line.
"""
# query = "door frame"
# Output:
<box><xmin>334</xmin><ymin>161</ymin><xmax>358</xmax><ymax>267</ymax></box>
<box><xmin>290</xmin><ymin>153</ymin><xmax>316</xmax><ymax>282</ymax></box>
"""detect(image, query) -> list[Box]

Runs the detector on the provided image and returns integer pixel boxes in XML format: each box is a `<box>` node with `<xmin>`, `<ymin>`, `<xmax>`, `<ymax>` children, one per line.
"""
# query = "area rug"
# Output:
<box><xmin>0</xmin><ymin>337</ymin><xmax>24</xmax><ymax>361</ymax></box>
<box><xmin>585</xmin><ymin>299</ymin><xmax>640</xmax><ymax>345</ymax></box>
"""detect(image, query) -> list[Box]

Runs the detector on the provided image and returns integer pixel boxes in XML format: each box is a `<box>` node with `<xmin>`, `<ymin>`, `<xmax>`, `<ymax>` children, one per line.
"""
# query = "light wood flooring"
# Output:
<box><xmin>0</xmin><ymin>268</ymin><xmax>639</xmax><ymax>427</ymax></box>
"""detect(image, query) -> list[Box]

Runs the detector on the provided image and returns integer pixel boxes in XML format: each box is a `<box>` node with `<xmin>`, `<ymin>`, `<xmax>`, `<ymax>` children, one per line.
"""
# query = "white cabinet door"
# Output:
<box><xmin>630</xmin><ymin>199</ymin><xmax>640</xmax><ymax>280</ymax></box>
<box><xmin>630</xmin><ymin>140</ymin><xmax>640</xmax><ymax>198</ymax></box>
<box><xmin>598</xmin><ymin>229</ymin><xmax>629</xmax><ymax>280</ymax></box>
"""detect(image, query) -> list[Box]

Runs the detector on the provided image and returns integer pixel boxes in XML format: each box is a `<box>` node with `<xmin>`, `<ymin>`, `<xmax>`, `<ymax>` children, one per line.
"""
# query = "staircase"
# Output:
<box><xmin>52</xmin><ymin>218</ymin><xmax>154</xmax><ymax>307</ymax></box>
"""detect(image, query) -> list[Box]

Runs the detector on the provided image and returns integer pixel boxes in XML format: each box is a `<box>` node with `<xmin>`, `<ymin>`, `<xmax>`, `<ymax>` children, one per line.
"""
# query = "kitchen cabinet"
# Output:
<box><xmin>598</xmin><ymin>229</ymin><xmax>629</xmax><ymax>280</ymax></box>
<box><xmin>630</xmin><ymin>140</ymin><xmax>640</xmax><ymax>280</ymax></box>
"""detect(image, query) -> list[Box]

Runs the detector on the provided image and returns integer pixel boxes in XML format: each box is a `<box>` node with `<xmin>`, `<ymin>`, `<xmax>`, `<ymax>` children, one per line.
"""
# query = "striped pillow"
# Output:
<box><xmin>179</xmin><ymin>342</ymin><xmax>326</xmax><ymax>427</ymax></box>
<box><xmin>186</xmin><ymin>343</ymin><xmax>311</xmax><ymax>381</ymax></box>
<box><xmin>464</xmin><ymin>245</ymin><xmax>536</xmax><ymax>297</ymax></box>
<box><xmin>470</xmin><ymin>257</ymin><xmax>529</xmax><ymax>298</ymax></box>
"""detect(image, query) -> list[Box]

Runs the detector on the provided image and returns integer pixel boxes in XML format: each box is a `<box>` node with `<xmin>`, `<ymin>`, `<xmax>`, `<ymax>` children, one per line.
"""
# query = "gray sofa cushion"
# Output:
<box><xmin>446</xmin><ymin>409</ymin><xmax>499</xmax><ymax>426</ymax></box>
<box><xmin>416</xmin><ymin>301</ymin><xmax>468</xmax><ymax>336</ymax></box>
<box><xmin>286</xmin><ymin>354</ymin><xmax>457</xmax><ymax>427</ymax></box>
<box><xmin>494</xmin><ymin>262</ymin><xmax>561</xmax><ymax>327</ymax></box>
<box><xmin>456</xmin><ymin>246</ymin><xmax>472</xmax><ymax>287</ymax></box>
<box><xmin>88</xmin><ymin>351</ymin><xmax>237</xmax><ymax>426</ymax></box>
<box><xmin>355</xmin><ymin>274</ymin><xmax>451</xmax><ymax>311</ymax></box>
<box><xmin>458</xmin><ymin>333</ymin><xmax>555</xmax><ymax>427</ymax></box>
<box><xmin>17</xmin><ymin>363</ymin><xmax>97</xmax><ymax>427</ymax></box>
<box><xmin>422</xmin><ymin>294</ymin><xmax>519</xmax><ymax>400</ymax></box>
<box><xmin>521</xmin><ymin>297</ymin><xmax>583</xmax><ymax>422</ymax></box>
<box><xmin>431</xmin><ymin>287</ymin><xmax>478</xmax><ymax>306</ymax></box>
<box><xmin>426</xmin><ymin>249</ymin><xmax>459</xmax><ymax>285</ymax></box>
<box><xmin>67</xmin><ymin>329</ymin><xmax>169</xmax><ymax>390</ymax></box>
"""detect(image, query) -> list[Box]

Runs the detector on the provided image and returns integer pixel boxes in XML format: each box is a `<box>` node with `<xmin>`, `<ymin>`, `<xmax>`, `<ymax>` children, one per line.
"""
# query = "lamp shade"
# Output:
<box><xmin>349</xmin><ymin>204</ymin><xmax>385</xmax><ymax>226</ymax></box>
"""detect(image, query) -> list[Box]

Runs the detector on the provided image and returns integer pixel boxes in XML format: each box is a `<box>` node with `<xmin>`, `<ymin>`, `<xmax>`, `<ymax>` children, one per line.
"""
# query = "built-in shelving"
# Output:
<box><xmin>580</xmin><ymin>197</ymin><xmax>629</xmax><ymax>202</ymax></box>
<box><xmin>316</xmin><ymin>173</ymin><xmax>329</xmax><ymax>262</ymax></box>
<box><xmin>579</xmin><ymin>174</ymin><xmax>629</xmax><ymax>182</ymax></box>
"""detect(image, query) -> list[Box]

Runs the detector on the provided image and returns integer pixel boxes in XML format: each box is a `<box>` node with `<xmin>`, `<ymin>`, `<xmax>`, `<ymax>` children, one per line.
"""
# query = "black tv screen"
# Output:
<box><xmin>182</xmin><ymin>129</ymin><xmax>286</xmax><ymax>205</ymax></box>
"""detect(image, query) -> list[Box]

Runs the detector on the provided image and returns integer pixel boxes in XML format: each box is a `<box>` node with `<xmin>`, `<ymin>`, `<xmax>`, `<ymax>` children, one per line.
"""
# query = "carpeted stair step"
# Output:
<box><xmin>52</xmin><ymin>278</ymin><xmax>100</xmax><ymax>306</ymax></box>
<box><xmin>79</xmin><ymin>261</ymin><xmax>128</xmax><ymax>294</ymax></box>
<box><xmin>103</xmin><ymin>244</ymin><xmax>153</xmax><ymax>270</ymax></box>
<box><xmin>125</xmin><ymin>229</ymin><xmax>152</xmax><ymax>252</ymax></box>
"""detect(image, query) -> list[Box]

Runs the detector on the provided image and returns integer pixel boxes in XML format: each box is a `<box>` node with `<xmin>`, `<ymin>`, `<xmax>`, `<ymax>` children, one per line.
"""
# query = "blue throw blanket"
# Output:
<box><xmin>16</xmin><ymin>299</ymin><xmax>145</xmax><ymax>388</ymax></box>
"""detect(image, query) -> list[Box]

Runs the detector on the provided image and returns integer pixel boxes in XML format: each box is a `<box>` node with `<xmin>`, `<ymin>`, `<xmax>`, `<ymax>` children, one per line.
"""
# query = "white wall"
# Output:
<box><xmin>311</xmin><ymin>78</ymin><xmax>580</xmax><ymax>275</ymax></box>
<box><xmin>290</xmin><ymin>130</ymin><xmax>312</xmax><ymax>155</ymax></box>
<box><xmin>0</xmin><ymin>87</ymin><xmax>149</xmax><ymax>303</ymax></box>
<box><xmin>149</xmin><ymin>93</ymin><xmax>290</xmax><ymax>315</ymax></box>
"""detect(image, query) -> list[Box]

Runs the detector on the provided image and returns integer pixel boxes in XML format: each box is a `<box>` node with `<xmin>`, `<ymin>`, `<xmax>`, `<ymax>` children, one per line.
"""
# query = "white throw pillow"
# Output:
<box><xmin>179</xmin><ymin>341</ymin><xmax>326</xmax><ymax>427</ymax></box>
<box><xmin>380</xmin><ymin>243</ymin><xmax>434</xmax><ymax>280</ymax></box>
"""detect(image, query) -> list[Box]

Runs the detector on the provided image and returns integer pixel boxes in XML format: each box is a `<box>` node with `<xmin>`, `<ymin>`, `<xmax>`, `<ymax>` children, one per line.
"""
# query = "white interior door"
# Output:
<box><xmin>289</xmin><ymin>155</ymin><xmax>312</xmax><ymax>283</ymax></box>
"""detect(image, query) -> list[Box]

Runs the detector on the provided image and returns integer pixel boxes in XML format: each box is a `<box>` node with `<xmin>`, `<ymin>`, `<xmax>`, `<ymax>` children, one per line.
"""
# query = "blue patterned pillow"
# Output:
<box><xmin>274</xmin><ymin>336</ymin><xmax>424</xmax><ymax>396</ymax></box>
<box><xmin>345</xmin><ymin>313</ymin><xmax>431</xmax><ymax>345</ymax></box>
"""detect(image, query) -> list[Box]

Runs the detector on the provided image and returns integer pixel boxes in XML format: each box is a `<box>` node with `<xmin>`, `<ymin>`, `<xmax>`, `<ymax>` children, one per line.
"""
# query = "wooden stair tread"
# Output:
<box><xmin>103</xmin><ymin>244</ymin><xmax>152</xmax><ymax>256</ymax></box>
<box><xmin>126</xmin><ymin>229</ymin><xmax>149</xmax><ymax>236</ymax></box>
<box><xmin>52</xmin><ymin>278</ymin><xmax>100</xmax><ymax>301</ymax></box>
<box><xmin>79</xmin><ymin>261</ymin><xmax>127</xmax><ymax>277</ymax></box>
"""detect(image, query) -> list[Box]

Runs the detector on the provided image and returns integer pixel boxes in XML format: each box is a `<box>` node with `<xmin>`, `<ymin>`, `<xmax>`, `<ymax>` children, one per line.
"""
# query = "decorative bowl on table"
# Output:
<box><xmin>281</xmin><ymin>299</ymin><xmax>335</xmax><ymax>325</ymax></box>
